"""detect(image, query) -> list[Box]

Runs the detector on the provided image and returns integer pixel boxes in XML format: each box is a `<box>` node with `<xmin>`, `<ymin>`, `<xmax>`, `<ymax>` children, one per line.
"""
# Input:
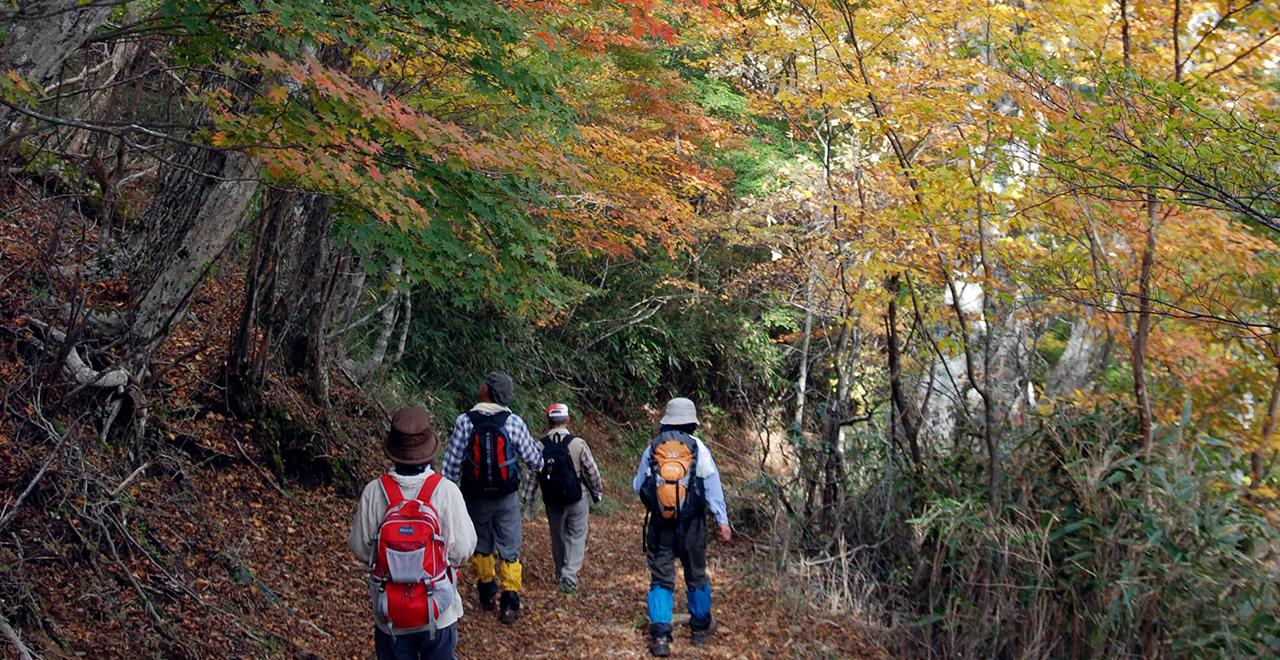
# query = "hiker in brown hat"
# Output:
<box><xmin>349</xmin><ymin>407</ymin><xmax>477</xmax><ymax>660</ymax></box>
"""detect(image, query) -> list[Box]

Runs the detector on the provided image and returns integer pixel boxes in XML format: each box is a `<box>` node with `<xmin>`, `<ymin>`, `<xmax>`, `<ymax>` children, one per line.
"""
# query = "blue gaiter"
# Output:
<box><xmin>647</xmin><ymin>585</ymin><xmax>674</xmax><ymax>638</ymax></box>
<box><xmin>688</xmin><ymin>585</ymin><xmax>712</xmax><ymax>630</ymax></box>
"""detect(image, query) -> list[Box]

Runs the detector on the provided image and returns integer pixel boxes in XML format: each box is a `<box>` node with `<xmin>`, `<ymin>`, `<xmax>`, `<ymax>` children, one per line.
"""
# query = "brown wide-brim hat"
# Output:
<box><xmin>385</xmin><ymin>406</ymin><xmax>440</xmax><ymax>465</ymax></box>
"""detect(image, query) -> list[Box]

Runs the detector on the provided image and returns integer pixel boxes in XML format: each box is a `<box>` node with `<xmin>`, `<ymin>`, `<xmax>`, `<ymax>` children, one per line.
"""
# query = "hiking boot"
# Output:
<box><xmin>690</xmin><ymin>614</ymin><xmax>717</xmax><ymax>645</ymax></box>
<box><xmin>498</xmin><ymin>590</ymin><xmax>520</xmax><ymax>624</ymax></box>
<box><xmin>477</xmin><ymin>580</ymin><xmax>498</xmax><ymax>611</ymax></box>
<box><xmin>558</xmin><ymin>579</ymin><xmax>578</xmax><ymax>594</ymax></box>
<box><xmin>649</xmin><ymin>635</ymin><xmax>672</xmax><ymax>657</ymax></box>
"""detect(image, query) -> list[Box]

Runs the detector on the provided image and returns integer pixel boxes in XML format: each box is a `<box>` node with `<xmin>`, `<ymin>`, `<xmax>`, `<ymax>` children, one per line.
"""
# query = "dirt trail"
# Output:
<box><xmin>451</xmin><ymin>501</ymin><xmax>880</xmax><ymax>660</ymax></box>
<box><xmin>270</xmin><ymin>486</ymin><xmax>879</xmax><ymax>660</ymax></box>
<box><xmin>0</xmin><ymin>189</ymin><xmax>881</xmax><ymax>660</ymax></box>
<box><xmin>4</xmin><ymin>444</ymin><xmax>883</xmax><ymax>660</ymax></box>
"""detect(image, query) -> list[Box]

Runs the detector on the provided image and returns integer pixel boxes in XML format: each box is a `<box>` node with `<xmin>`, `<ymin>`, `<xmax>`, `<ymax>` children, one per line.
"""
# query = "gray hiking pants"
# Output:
<box><xmin>546</xmin><ymin>496</ymin><xmax>590</xmax><ymax>586</ymax></box>
<box><xmin>466</xmin><ymin>491</ymin><xmax>522</xmax><ymax>560</ymax></box>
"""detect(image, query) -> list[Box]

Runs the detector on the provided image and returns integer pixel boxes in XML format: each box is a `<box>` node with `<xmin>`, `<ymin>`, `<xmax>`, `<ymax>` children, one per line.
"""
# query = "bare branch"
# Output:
<box><xmin>0</xmin><ymin>612</ymin><xmax>36</xmax><ymax>660</ymax></box>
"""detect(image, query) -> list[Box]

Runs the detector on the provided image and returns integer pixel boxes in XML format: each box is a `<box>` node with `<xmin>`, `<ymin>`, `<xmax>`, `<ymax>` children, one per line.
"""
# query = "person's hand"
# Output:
<box><xmin>717</xmin><ymin>524</ymin><xmax>732</xmax><ymax>543</ymax></box>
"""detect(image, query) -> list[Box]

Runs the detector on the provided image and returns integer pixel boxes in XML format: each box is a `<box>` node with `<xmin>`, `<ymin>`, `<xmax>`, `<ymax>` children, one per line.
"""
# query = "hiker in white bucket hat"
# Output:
<box><xmin>632</xmin><ymin>397</ymin><xmax>730</xmax><ymax>656</ymax></box>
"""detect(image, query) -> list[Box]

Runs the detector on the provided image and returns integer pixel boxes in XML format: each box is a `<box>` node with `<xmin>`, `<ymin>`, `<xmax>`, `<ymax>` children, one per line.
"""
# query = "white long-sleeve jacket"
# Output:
<box><xmin>348</xmin><ymin>465</ymin><xmax>477</xmax><ymax>634</ymax></box>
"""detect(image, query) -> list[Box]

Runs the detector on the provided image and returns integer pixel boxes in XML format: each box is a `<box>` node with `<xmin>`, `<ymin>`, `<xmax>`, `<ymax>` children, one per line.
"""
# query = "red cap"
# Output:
<box><xmin>546</xmin><ymin>403</ymin><xmax>569</xmax><ymax>418</ymax></box>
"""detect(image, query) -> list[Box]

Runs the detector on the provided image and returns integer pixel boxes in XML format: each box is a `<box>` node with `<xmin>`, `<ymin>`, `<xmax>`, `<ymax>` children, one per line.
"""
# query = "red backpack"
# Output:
<box><xmin>459</xmin><ymin>411</ymin><xmax>520</xmax><ymax>499</ymax></box>
<box><xmin>370</xmin><ymin>474</ymin><xmax>455</xmax><ymax>635</ymax></box>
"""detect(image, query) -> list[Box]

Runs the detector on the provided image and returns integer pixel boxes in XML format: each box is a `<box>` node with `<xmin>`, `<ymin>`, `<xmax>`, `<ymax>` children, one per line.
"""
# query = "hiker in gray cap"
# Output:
<box><xmin>632</xmin><ymin>397</ymin><xmax>730</xmax><ymax>657</ymax></box>
<box><xmin>348</xmin><ymin>407</ymin><xmax>477</xmax><ymax>660</ymax></box>
<box><xmin>440</xmin><ymin>371</ymin><xmax>542</xmax><ymax>624</ymax></box>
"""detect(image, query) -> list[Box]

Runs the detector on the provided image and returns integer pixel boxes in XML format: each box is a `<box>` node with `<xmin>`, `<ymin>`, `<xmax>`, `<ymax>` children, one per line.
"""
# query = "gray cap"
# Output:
<box><xmin>483</xmin><ymin>371</ymin><xmax>514</xmax><ymax>406</ymax></box>
<box><xmin>659</xmin><ymin>397</ymin><xmax>700</xmax><ymax>426</ymax></box>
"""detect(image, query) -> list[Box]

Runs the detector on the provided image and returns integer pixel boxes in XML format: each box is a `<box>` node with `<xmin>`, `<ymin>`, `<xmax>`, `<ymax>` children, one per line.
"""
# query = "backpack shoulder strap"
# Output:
<box><xmin>380</xmin><ymin>474</ymin><xmax>405</xmax><ymax>504</ymax></box>
<box><xmin>417</xmin><ymin>474</ymin><xmax>444</xmax><ymax>504</ymax></box>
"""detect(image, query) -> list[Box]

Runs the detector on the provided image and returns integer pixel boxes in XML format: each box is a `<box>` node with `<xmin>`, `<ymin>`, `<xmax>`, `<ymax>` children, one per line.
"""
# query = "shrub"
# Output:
<box><xmin>819</xmin><ymin>410</ymin><xmax>1280</xmax><ymax>659</ymax></box>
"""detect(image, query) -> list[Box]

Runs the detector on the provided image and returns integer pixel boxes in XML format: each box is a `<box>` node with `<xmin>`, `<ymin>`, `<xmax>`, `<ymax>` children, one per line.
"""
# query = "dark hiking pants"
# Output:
<box><xmin>645</xmin><ymin>513</ymin><xmax>711</xmax><ymax>638</ymax></box>
<box><xmin>374</xmin><ymin>623</ymin><xmax>457</xmax><ymax>660</ymax></box>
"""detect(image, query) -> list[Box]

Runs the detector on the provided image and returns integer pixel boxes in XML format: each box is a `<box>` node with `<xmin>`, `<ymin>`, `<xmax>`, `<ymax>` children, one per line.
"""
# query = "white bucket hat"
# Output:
<box><xmin>659</xmin><ymin>397</ymin><xmax>700</xmax><ymax>426</ymax></box>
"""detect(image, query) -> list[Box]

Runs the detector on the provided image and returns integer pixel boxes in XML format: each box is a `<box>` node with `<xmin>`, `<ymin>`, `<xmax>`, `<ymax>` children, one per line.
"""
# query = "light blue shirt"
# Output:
<box><xmin>632</xmin><ymin>436</ymin><xmax>728</xmax><ymax>526</ymax></box>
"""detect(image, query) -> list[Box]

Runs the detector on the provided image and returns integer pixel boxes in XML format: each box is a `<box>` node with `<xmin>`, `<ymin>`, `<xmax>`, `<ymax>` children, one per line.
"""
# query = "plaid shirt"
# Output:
<box><xmin>441</xmin><ymin>406</ymin><xmax>543</xmax><ymax>500</ymax></box>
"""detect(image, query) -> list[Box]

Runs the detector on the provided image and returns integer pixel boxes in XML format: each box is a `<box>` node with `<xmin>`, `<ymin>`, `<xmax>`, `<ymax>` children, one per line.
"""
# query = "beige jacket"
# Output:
<box><xmin>521</xmin><ymin>427</ymin><xmax>605</xmax><ymax>507</ymax></box>
<box><xmin>348</xmin><ymin>466</ymin><xmax>477</xmax><ymax>633</ymax></box>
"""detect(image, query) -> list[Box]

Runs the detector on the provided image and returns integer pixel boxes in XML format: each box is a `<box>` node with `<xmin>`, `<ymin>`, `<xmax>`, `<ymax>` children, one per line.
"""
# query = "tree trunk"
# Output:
<box><xmin>1046</xmin><ymin>319</ymin><xmax>1104</xmax><ymax>397</ymax></box>
<box><xmin>248</xmin><ymin>189</ymin><xmax>293</xmax><ymax>387</ymax></box>
<box><xmin>307</xmin><ymin>253</ymin><xmax>341</xmax><ymax>405</ymax></box>
<box><xmin>1120</xmin><ymin>0</ymin><xmax>1132</xmax><ymax>70</ymax></box>
<box><xmin>0</xmin><ymin>0</ymin><xmax>113</xmax><ymax>86</ymax></box>
<box><xmin>793</xmin><ymin>265</ymin><xmax>815</xmax><ymax>434</ymax></box>
<box><xmin>298</xmin><ymin>203</ymin><xmax>337</xmax><ymax>401</ymax></box>
<box><xmin>264</xmin><ymin>193</ymin><xmax>332</xmax><ymax>357</ymax></box>
<box><xmin>886</xmin><ymin>274</ymin><xmax>922</xmax><ymax>464</ymax></box>
<box><xmin>819</xmin><ymin>318</ymin><xmax>857</xmax><ymax>541</ymax></box>
<box><xmin>392</xmin><ymin>285</ymin><xmax>412</xmax><ymax>365</ymax></box>
<box><xmin>228</xmin><ymin>189</ymin><xmax>284</xmax><ymax>386</ymax></box>
<box><xmin>1253</xmin><ymin>362</ymin><xmax>1280</xmax><ymax>486</ymax></box>
<box><xmin>339</xmin><ymin>260</ymin><xmax>369</xmax><ymax>327</ymax></box>
<box><xmin>1133</xmin><ymin>199</ymin><xmax>1158</xmax><ymax>456</ymax></box>
<box><xmin>64</xmin><ymin>1</ymin><xmax>146</xmax><ymax>157</ymax></box>
<box><xmin>349</xmin><ymin>256</ymin><xmax>403</xmax><ymax>381</ymax></box>
<box><xmin>128</xmin><ymin>148</ymin><xmax>259</xmax><ymax>350</ymax></box>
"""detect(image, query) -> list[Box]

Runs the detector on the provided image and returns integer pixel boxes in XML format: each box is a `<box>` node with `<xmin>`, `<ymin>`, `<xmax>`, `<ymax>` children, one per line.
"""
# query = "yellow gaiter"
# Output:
<box><xmin>472</xmin><ymin>552</ymin><xmax>496</xmax><ymax>583</ymax></box>
<box><xmin>498</xmin><ymin>558</ymin><xmax>523</xmax><ymax>592</ymax></box>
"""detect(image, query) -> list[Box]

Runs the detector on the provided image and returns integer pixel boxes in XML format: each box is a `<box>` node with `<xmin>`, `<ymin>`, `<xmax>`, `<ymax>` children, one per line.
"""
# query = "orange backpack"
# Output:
<box><xmin>640</xmin><ymin>431</ymin><xmax>703</xmax><ymax>520</ymax></box>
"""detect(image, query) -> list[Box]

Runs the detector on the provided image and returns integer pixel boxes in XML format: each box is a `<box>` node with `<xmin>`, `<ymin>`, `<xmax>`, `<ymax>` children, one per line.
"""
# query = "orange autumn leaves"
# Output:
<box><xmin>208</xmin><ymin>3</ymin><xmax>733</xmax><ymax>257</ymax></box>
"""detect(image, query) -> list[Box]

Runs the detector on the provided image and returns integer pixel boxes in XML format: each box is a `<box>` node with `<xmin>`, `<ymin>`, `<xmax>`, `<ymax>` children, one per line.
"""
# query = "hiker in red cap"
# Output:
<box><xmin>349</xmin><ymin>407</ymin><xmax>477</xmax><ymax>660</ymax></box>
<box><xmin>521</xmin><ymin>403</ymin><xmax>604</xmax><ymax>593</ymax></box>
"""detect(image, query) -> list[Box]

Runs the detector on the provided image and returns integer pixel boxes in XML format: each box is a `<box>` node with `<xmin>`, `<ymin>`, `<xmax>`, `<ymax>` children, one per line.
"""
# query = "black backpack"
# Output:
<box><xmin>538</xmin><ymin>435</ymin><xmax>583</xmax><ymax>507</ymax></box>
<box><xmin>459</xmin><ymin>411</ymin><xmax>520</xmax><ymax>499</ymax></box>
